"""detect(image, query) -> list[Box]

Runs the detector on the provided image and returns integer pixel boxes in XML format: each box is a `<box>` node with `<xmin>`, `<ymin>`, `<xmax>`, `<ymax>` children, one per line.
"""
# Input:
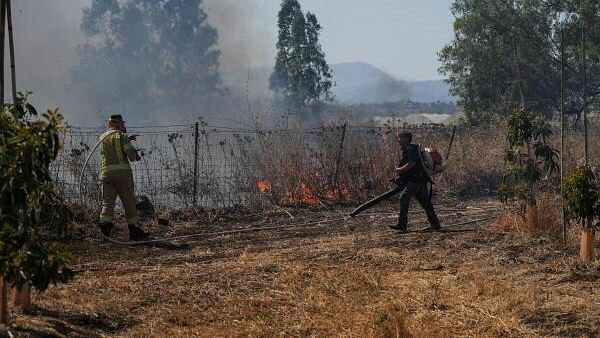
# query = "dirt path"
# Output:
<box><xmin>9</xmin><ymin>201</ymin><xmax>600</xmax><ymax>337</ymax></box>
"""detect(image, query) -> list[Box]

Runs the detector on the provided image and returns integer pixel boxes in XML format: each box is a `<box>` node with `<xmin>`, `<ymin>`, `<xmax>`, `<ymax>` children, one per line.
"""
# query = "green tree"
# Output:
<box><xmin>499</xmin><ymin>108</ymin><xmax>558</xmax><ymax>203</ymax></box>
<box><xmin>562</xmin><ymin>165</ymin><xmax>599</xmax><ymax>261</ymax></box>
<box><xmin>0</xmin><ymin>93</ymin><xmax>73</xmax><ymax>295</ymax></box>
<box><xmin>498</xmin><ymin>108</ymin><xmax>558</xmax><ymax>232</ymax></box>
<box><xmin>74</xmin><ymin>0</ymin><xmax>223</xmax><ymax>122</ymax></box>
<box><xmin>439</xmin><ymin>0</ymin><xmax>600</xmax><ymax>124</ymax></box>
<box><xmin>271</xmin><ymin>0</ymin><xmax>333</xmax><ymax>118</ymax></box>
<box><xmin>562</xmin><ymin>165</ymin><xmax>598</xmax><ymax>226</ymax></box>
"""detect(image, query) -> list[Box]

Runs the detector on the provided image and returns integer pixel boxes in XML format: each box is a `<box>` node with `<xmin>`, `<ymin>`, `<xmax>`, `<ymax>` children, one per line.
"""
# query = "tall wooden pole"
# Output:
<box><xmin>0</xmin><ymin>0</ymin><xmax>5</xmax><ymax>105</ymax></box>
<box><xmin>6</xmin><ymin>0</ymin><xmax>14</xmax><ymax>102</ymax></box>
<box><xmin>582</xmin><ymin>25</ymin><xmax>588</xmax><ymax>165</ymax></box>
<box><xmin>580</xmin><ymin>22</ymin><xmax>594</xmax><ymax>261</ymax></box>
<box><xmin>7</xmin><ymin>0</ymin><xmax>29</xmax><ymax>301</ymax></box>
<box><xmin>0</xmin><ymin>0</ymin><xmax>7</xmax><ymax>325</ymax></box>
<box><xmin>560</xmin><ymin>30</ymin><xmax>566</xmax><ymax>246</ymax></box>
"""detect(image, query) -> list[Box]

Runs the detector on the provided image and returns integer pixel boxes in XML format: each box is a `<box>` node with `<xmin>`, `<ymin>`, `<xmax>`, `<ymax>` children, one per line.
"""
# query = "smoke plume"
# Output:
<box><xmin>8</xmin><ymin>0</ymin><xmax>273</xmax><ymax>126</ymax></box>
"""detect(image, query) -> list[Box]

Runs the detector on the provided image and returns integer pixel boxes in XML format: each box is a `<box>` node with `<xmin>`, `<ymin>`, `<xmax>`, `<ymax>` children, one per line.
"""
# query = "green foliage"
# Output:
<box><xmin>0</xmin><ymin>93</ymin><xmax>73</xmax><ymax>290</ymax></box>
<box><xmin>74</xmin><ymin>0</ymin><xmax>223</xmax><ymax>119</ymax></box>
<box><xmin>562</xmin><ymin>165</ymin><xmax>599</xmax><ymax>227</ymax></box>
<box><xmin>439</xmin><ymin>0</ymin><xmax>600</xmax><ymax>124</ymax></box>
<box><xmin>271</xmin><ymin>0</ymin><xmax>333</xmax><ymax>117</ymax></box>
<box><xmin>498</xmin><ymin>108</ymin><xmax>558</xmax><ymax>205</ymax></box>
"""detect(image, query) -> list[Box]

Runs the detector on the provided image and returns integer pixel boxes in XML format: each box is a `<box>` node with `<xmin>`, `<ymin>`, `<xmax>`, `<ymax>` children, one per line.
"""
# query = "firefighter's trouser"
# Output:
<box><xmin>99</xmin><ymin>170</ymin><xmax>139</xmax><ymax>225</ymax></box>
<box><xmin>398</xmin><ymin>182</ymin><xmax>439</xmax><ymax>228</ymax></box>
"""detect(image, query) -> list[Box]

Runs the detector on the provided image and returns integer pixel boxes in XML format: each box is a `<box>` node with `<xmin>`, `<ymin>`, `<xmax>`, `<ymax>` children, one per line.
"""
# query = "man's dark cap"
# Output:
<box><xmin>109</xmin><ymin>114</ymin><xmax>124</xmax><ymax>121</ymax></box>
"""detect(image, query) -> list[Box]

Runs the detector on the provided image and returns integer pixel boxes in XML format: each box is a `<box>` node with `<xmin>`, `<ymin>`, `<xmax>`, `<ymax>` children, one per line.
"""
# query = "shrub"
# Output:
<box><xmin>498</xmin><ymin>108</ymin><xmax>558</xmax><ymax>205</ymax></box>
<box><xmin>0</xmin><ymin>93</ymin><xmax>73</xmax><ymax>292</ymax></box>
<box><xmin>562</xmin><ymin>165</ymin><xmax>599</xmax><ymax>226</ymax></box>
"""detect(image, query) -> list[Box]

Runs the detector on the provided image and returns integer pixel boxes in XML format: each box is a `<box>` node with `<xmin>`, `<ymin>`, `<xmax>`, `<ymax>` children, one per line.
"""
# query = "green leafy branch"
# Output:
<box><xmin>0</xmin><ymin>92</ymin><xmax>73</xmax><ymax>291</ymax></box>
<box><xmin>562</xmin><ymin>165</ymin><xmax>599</xmax><ymax>228</ymax></box>
<box><xmin>499</xmin><ymin>108</ymin><xmax>558</xmax><ymax>205</ymax></box>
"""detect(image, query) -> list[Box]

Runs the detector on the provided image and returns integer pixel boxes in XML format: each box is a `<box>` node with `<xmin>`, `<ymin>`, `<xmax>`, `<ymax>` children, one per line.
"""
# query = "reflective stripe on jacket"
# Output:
<box><xmin>99</xmin><ymin>129</ymin><xmax>137</xmax><ymax>176</ymax></box>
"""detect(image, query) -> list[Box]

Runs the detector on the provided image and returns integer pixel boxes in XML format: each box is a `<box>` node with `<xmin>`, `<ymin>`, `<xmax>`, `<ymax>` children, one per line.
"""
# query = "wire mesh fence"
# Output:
<box><xmin>50</xmin><ymin>122</ymin><xmax>493</xmax><ymax>211</ymax></box>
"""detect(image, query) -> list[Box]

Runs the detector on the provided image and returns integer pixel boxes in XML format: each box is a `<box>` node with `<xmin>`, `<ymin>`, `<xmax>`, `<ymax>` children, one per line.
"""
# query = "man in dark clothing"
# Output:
<box><xmin>390</xmin><ymin>132</ymin><xmax>440</xmax><ymax>232</ymax></box>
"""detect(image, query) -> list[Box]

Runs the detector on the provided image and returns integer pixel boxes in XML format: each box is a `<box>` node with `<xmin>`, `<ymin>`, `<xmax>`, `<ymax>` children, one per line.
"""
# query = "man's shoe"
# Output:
<box><xmin>98</xmin><ymin>222</ymin><xmax>113</xmax><ymax>237</ymax></box>
<box><xmin>128</xmin><ymin>224</ymin><xmax>150</xmax><ymax>241</ymax></box>
<box><xmin>422</xmin><ymin>225</ymin><xmax>441</xmax><ymax>232</ymax></box>
<box><xmin>389</xmin><ymin>224</ymin><xmax>407</xmax><ymax>232</ymax></box>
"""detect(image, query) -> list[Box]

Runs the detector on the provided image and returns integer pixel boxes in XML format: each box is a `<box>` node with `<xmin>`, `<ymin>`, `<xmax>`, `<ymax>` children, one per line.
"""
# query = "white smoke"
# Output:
<box><xmin>8</xmin><ymin>0</ymin><xmax>274</xmax><ymax>126</ymax></box>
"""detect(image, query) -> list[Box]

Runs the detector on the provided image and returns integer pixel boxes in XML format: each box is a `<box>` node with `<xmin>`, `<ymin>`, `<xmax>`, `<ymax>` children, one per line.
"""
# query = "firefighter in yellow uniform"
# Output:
<box><xmin>98</xmin><ymin>114</ymin><xmax>150</xmax><ymax>241</ymax></box>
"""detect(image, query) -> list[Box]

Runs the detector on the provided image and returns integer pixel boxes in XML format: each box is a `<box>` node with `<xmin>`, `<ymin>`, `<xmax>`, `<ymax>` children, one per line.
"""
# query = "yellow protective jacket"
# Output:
<box><xmin>99</xmin><ymin>129</ymin><xmax>138</xmax><ymax>177</ymax></box>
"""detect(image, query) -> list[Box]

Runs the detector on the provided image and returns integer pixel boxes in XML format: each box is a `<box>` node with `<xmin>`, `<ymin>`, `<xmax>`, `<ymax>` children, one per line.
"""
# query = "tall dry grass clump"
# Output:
<box><xmin>494</xmin><ymin>191</ymin><xmax>567</xmax><ymax>246</ymax></box>
<box><xmin>435</xmin><ymin>125</ymin><xmax>505</xmax><ymax>199</ymax></box>
<box><xmin>365</xmin><ymin>304</ymin><xmax>413</xmax><ymax>338</ymax></box>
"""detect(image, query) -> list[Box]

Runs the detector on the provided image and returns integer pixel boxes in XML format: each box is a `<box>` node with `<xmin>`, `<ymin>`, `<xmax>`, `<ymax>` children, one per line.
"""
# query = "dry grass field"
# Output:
<box><xmin>5</xmin><ymin>199</ymin><xmax>600</xmax><ymax>338</ymax></box>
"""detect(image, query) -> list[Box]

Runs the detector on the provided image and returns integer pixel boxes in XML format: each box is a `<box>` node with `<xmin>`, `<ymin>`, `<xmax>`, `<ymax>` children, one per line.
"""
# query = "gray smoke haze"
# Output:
<box><xmin>204</xmin><ymin>0</ymin><xmax>274</xmax><ymax>88</ymax></box>
<box><xmin>10</xmin><ymin>0</ymin><xmax>90</xmax><ymax>123</ymax></box>
<box><xmin>8</xmin><ymin>0</ymin><xmax>274</xmax><ymax>126</ymax></box>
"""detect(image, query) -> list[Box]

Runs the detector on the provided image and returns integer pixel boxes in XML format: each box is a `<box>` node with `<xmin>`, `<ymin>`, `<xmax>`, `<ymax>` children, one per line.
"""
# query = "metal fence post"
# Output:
<box><xmin>193</xmin><ymin>122</ymin><xmax>199</xmax><ymax>206</ymax></box>
<box><xmin>333</xmin><ymin>123</ymin><xmax>347</xmax><ymax>200</ymax></box>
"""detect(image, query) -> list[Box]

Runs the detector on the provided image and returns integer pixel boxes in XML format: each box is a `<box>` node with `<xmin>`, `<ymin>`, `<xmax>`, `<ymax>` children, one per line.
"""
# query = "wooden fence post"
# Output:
<box><xmin>0</xmin><ymin>0</ymin><xmax>7</xmax><ymax>324</ymax></box>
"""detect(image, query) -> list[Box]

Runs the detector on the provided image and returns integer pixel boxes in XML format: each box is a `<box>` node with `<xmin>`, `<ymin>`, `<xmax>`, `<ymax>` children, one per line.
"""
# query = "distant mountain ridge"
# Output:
<box><xmin>330</xmin><ymin>62</ymin><xmax>410</xmax><ymax>103</ymax></box>
<box><xmin>331</xmin><ymin>62</ymin><xmax>456</xmax><ymax>103</ymax></box>
<box><xmin>408</xmin><ymin>79</ymin><xmax>456</xmax><ymax>103</ymax></box>
<box><xmin>222</xmin><ymin>61</ymin><xmax>456</xmax><ymax>104</ymax></box>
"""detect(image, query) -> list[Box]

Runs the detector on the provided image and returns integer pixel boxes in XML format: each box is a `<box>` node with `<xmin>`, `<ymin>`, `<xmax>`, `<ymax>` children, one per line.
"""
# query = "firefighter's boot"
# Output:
<box><xmin>388</xmin><ymin>223</ymin><xmax>407</xmax><ymax>232</ymax></box>
<box><xmin>98</xmin><ymin>222</ymin><xmax>114</xmax><ymax>238</ymax></box>
<box><xmin>422</xmin><ymin>220</ymin><xmax>441</xmax><ymax>232</ymax></box>
<box><xmin>128</xmin><ymin>223</ymin><xmax>150</xmax><ymax>241</ymax></box>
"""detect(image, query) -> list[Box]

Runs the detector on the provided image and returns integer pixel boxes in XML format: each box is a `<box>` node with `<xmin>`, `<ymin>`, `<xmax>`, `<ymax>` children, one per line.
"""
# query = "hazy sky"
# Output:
<box><xmin>12</xmin><ymin>0</ymin><xmax>456</xmax><ymax>84</ymax></box>
<box><xmin>239</xmin><ymin>0</ymin><xmax>456</xmax><ymax>81</ymax></box>
<box><xmin>7</xmin><ymin>0</ymin><xmax>456</xmax><ymax>123</ymax></box>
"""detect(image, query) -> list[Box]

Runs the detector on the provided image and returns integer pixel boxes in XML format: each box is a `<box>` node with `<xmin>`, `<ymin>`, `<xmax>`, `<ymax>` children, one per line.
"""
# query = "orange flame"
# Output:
<box><xmin>324</xmin><ymin>185</ymin><xmax>351</xmax><ymax>200</ymax></box>
<box><xmin>257</xmin><ymin>180</ymin><xmax>272</xmax><ymax>193</ymax></box>
<box><xmin>285</xmin><ymin>182</ymin><xmax>318</xmax><ymax>206</ymax></box>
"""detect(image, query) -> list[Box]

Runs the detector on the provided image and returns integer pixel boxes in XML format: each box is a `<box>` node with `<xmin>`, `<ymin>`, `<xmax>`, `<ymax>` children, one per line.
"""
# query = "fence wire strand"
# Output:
<box><xmin>51</xmin><ymin>123</ymin><xmax>463</xmax><ymax>210</ymax></box>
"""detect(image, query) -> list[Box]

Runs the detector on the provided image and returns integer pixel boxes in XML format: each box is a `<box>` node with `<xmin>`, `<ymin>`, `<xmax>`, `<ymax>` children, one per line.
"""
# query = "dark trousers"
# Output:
<box><xmin>398</xmin><ymin>182</ymin><xmax>440</xmax><ymax>228</ymax></box>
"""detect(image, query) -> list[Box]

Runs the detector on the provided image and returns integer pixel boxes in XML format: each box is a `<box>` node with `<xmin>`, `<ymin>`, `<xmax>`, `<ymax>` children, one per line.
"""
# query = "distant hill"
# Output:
<box><xmin>222</xmin><ymin>61</ymin><xmax>457</xmax><ymax>104</ymax></box>
<box><xmin>330</xmin><ymin>62</ymin><xmax>411</xmax><ymax>103</ymax></box>
<box><xmin>409</xmin><ymin>79</ymin><xmax>456</xmax><ymax>103</ymax></box>
<box><xmin>331</xmin><ymin>62</ymin><xmax>456</xmax><ymax>103</ymax></box>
